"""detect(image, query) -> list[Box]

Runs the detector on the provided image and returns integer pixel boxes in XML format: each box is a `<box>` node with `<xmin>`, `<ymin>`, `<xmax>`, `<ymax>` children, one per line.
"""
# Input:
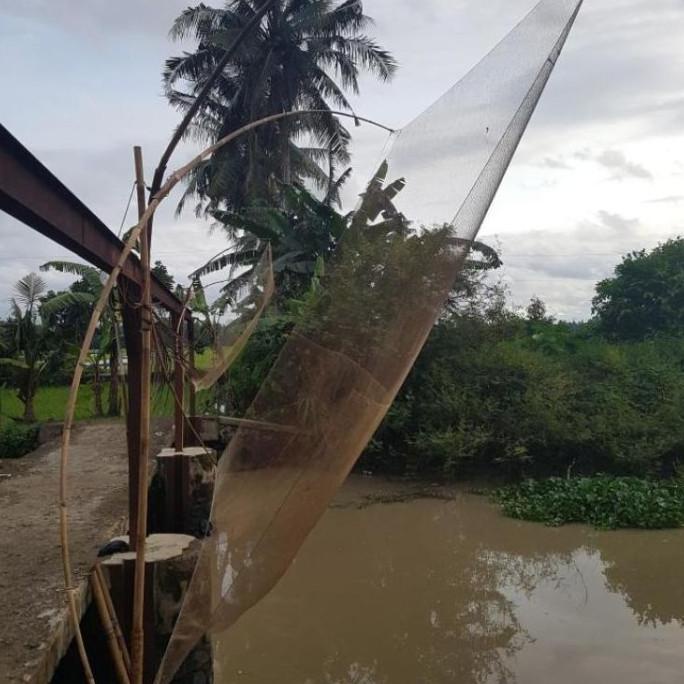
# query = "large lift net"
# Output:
<box><xmin>157</xmin><ymin>1</ymin><xmax>583</xmax><ymax>680</ymax></box>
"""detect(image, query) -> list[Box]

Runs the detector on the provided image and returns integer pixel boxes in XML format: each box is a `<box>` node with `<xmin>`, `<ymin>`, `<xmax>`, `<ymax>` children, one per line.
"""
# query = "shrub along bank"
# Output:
<box><xmin>0</xmin><ymin>421</ymin><xmax>39</xmax><ymax>459</ymax></box>
<box><xmin>360</xmin><ymin>319</ymin><xmax>684</xmax><ymax>481</ymax></box>
<box><xmin>212</xmin><ymin>312</ymin><xmax>684</xmax><ymax>482</ymax></box>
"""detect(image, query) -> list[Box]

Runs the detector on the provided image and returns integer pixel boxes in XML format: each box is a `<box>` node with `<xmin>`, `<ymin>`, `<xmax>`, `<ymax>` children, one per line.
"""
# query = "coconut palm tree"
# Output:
<box><xmin>164</xmin><ymin>0</ymin><xmax>397</xmax><ymax>214</ymax></box>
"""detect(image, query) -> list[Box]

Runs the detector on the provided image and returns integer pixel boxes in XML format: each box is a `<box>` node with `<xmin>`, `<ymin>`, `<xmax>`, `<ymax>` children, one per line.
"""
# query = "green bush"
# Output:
<box><xmin>207</xmin><ymin>315</ymin><xmax>293</xmax><ymax>415</ymax></box>
<box><xmin>493</xmin><ymin>476</ymin><xmax>684</xmax><ymax>529</ymax></box>
<box><xmin>0</xmin><ymin>421</ymin><xmax>40</xmax><ymax>459</ymax></box>
<box><xmin>205</xmin><ymin>301</ymin><xmax>684</xmax><ymax>483</ymax></box>
<box><xmin>360</xmin><ymin>318</ymin><xmax>684</xmax><ymax>479</ymax></box>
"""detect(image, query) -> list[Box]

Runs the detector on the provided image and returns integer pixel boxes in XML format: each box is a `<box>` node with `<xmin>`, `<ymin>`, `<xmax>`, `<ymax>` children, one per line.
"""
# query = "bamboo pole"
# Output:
<box><xmin>57</xmin><ymin>108</ymin><xmax>392</xmax><ymax>684</ymax></box>
<box><xmin>91</xmin><ymin>568</ymin><xmax>131</xmax><ymax>684</ymax></box>
<box><xmin>131</xmin><ymin>145</ymin><xmax>152</xmax><ymax>684</ymax></box>
<box><xmin>94</xmin><ymin>562</ymin><xmax>131</xmax><ymax>673</ymax></box>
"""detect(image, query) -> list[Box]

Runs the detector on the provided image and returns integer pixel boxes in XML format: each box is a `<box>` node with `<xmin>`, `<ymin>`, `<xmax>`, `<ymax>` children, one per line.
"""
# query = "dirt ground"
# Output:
<box><xmin>0</xmin><ymin>419</ymin><xmax>171</xmax><ymax>683</ymax></box>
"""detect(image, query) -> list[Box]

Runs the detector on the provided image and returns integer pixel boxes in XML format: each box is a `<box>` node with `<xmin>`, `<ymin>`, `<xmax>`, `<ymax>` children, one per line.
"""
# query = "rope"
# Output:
<box><xmin>117</xmin><ymin>181</ymin><xmax>137</xmax><ymax>239</ymax></box>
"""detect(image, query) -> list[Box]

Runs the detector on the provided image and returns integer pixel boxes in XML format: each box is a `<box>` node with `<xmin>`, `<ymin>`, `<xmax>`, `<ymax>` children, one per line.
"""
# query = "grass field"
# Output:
<box><xmin>0</xmin><ymin>384</ymin><xmax>185</xmax><ymax>424</ymax></box>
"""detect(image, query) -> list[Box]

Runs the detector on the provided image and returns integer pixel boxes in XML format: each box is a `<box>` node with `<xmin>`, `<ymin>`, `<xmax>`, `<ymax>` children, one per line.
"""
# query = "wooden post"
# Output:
<box><xmin>131</xmin><ymin>145</ymin><xmax>152</xmax><ymax>684</ymax></box>
<box><xmin>121</xmin><ymin>282</ymin><xmax>143</xmax><ymax>548</ymax></box>
<box><xmin>171</xmin><ymin>311</ymin><xmax>185</xmax><ymax>450</ymax></box>
<box><xmin>187</xmin><ymin>318</ymin><xmax>198</xmax><ymax>446</ymax></box>
<box><xmin>151</xmin><ymin>446</ymin><xmax>216</xmax><ymax>536</ymax></box>
<box><xmin>103</xmin><ymin>534</ymin><xmax>212</xmax><ymax>684</ymax></box>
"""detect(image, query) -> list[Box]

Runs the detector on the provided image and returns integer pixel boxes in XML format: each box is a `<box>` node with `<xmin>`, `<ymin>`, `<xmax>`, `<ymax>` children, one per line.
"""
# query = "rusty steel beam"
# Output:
<box><xmin>0</xmin><ymin>123</ymin><xmax>187</xmax><ymax>317</ymax></box>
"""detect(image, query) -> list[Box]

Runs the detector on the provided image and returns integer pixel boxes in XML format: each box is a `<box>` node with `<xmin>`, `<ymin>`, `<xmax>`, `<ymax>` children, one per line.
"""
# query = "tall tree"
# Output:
<box><xmin>592</xmin><ymin>238</ymin><xmax>684</xmax><ymax>340</ymax></box>
<box><xmin>164</xmin><ymin>0</ymin><xmax>396</xmax><ymax>214</ymax></box>
<box><xmin>152</xmin><ymin>260</ymin><xmax>176</xmax><ymax>290</ymax></box>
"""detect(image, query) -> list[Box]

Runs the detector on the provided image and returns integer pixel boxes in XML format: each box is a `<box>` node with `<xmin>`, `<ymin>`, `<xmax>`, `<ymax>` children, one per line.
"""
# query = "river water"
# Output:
<box><xmin>216</xmin><ymin>476</ymin><xmax>684</xmax><ymax>683</ymax></box>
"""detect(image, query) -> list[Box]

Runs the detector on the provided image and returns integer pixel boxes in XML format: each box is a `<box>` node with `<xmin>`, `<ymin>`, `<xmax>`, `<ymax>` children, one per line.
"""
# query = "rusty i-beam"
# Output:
<box><xmin>0</xmin><ymin>123</ymin><xmax>192</xmax><ymax>540</ymax></box>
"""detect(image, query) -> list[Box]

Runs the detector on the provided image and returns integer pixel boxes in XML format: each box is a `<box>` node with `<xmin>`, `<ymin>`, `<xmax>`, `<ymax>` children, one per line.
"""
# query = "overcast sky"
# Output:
<box><xmin>1</xmin><ymin>0</ymin><xmax>683</xmax><ymax>320</ymax></box>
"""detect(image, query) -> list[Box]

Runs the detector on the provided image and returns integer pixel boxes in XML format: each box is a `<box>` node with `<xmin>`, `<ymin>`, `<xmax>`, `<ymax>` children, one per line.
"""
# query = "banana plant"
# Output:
<box><xmin>191</xmin><ymin>164</ymin><xmax>501</xmax><ymax>320</ymax></box>
<box><xmin>192</xmin><ymin>182</ymin><xmax>347</xmax><ymax>307</ymax></box>
<box><xmin>0</xmin><ymin>274</ymin><xmax>54</xmax><ymax>422</ymax></box>
<box><xmin>40</xmin><ymin>261</ymin><xmax>123</xmax><ymax>417</ymax></box>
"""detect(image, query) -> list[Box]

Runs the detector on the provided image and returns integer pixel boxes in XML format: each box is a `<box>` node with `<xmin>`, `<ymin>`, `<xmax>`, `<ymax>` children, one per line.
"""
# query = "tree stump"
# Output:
<box><xmin>149</xmin><ymin>447</ymin><xmax>216</xmax><ymax>537</ymax></box>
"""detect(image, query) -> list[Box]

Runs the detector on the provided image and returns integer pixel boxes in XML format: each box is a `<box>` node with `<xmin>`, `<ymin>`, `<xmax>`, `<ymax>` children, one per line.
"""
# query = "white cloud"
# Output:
<box><xmin>1</xmin><ymin>0</ymin><xmax>684</xmax><ymax>322</ymax></box>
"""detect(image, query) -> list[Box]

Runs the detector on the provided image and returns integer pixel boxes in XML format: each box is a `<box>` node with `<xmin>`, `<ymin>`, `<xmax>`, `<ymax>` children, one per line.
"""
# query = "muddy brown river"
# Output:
<box><xmin>215</xmin><ymin>476</ymin><xmax>684</xmax><ymax>683</ymax></box>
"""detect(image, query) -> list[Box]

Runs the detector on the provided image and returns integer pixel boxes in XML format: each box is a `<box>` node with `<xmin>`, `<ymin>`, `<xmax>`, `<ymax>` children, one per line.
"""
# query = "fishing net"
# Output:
<box><xmin>156</xmin><ymin>1</ymin><xmax>583</xmax><ymax>680</ymax></box>
<box><xmin>187</xmin><ymin>246</ymin><xmax>274</xmax><ymax>392</ymax></box>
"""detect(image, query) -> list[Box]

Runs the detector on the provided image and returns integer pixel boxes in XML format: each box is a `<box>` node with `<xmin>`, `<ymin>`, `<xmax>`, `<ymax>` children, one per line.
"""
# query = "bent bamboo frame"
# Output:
<box><xmin>58</xmin><ymin>108</ymin><xmax>394</xmax><ymax>682</ymax></box>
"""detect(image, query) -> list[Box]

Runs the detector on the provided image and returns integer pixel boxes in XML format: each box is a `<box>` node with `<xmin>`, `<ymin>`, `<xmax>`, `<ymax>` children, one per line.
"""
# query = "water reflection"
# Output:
<box><xmin>216</xmin><ymin>477</ymin><xmax>684</xmax><ymax>684</ymax></box>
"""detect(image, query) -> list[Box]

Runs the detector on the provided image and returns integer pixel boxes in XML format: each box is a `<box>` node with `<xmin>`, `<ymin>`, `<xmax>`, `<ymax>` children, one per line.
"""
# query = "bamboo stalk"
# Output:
<box><xmin>208</xmin><ymin>414</ymin><xmax>301</xmax><ymax>434</ymax></box>
<box><xmin>57</xmin><ymin>108</ymin><xmax>391</xmax><ymax>684</ymax></box>
<box><xmin>94</xmin><ymin>562</ymin><xmax>131</xmax><ymax>672</ymax></box>
<box><xmin>66</xmin><ymin>586</ymin><xmax>95</xmax><ymax>683</ymax></box>
<box><xmin>91</xmin><ymin>568</ymin><xmax>131</xmax><ymax>684</ymax></box>
<box><xmin>131</xmin><ymin>145</ymin><xmax>152</xmax><ymax>684</ymax></box>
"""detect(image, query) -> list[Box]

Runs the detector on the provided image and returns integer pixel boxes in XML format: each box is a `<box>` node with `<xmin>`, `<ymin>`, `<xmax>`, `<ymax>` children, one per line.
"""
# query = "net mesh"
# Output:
<box><xmin>156</xmin><ymin>1</ymin><xmax>583</xmax><ymax>680</ymax></box>
<box><xmin>187</xmin><ymin>246</ymin><xmax>274</xmax><ymax>392</ymax></box>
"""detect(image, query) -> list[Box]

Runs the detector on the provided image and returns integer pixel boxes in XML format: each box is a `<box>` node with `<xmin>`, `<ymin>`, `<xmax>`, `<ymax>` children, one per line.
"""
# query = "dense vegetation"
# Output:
<box><xmin>361</xmin><ymin>317</ymin><xmax>684</xmax><ymax>480</ymax></box>
<box><xmin>210</xmin><ymin>238</ymin><xmax>684</xmax><ymax>487</ymax></box>
<box><xmin>0</xmin><ymin>420</ymin><xmax>39</xmax><ymax>459</ymax></box>
<box><xmin>494</xmin><ymin>477</ymin><xmax>684</xmax><ymax>529</ymax></box>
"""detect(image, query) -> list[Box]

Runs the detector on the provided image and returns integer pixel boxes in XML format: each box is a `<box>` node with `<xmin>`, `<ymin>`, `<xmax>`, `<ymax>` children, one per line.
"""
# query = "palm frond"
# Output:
<box><xmin>40</xmin><ymin>260</ymin><xmax>103</xmax><ymax>290</ymax></box>
<box><xmin>190</xmin><ymin>248</ymin><xmax>260</xmax><ymax>280</ymax></box>
<box><xmin>213</xmin><ymin>266</ymin><xmax>257</xmax><ymax>311</ymax></box>
<box><xmin>168</xmin><ymin>4</ymin><xmax>227</xmax><ymax>41</ymax></box>
<box><xmin>333</xmin><ymin>35</ymin><xmax>397</xmax><ymax>81</ymax></box>
<box><xmin>0</xmin><ymin>357</ymin><xmax>29</xmax><ymax>370</ymax></box>
<box><xmin>13</xmin><ymin>273</ymin><xmax>47</xmax><ymax>311</ymax></box>
<box><xmin>40</xmin><ymin>291</ymin><xmax>97</xmax><ymax>316</ymax></box>
<box><xmin>325</xmin><ymin>165</ymin><xmax>352</xmax><ymax>206</ymax></box>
